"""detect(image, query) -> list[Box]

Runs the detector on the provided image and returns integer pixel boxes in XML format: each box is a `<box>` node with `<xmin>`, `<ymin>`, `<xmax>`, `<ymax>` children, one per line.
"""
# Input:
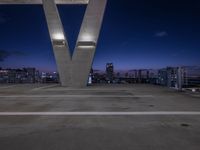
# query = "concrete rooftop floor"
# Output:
<box><xmin>0</xmin><ymin>84</ymin><xmax>200</xmax><ymax>150</ymax></box>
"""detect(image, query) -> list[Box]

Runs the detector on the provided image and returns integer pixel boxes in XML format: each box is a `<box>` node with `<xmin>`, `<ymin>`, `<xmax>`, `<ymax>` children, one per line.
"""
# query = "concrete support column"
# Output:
<box><xmin>42</xmin><ymin>0</ymin><xmax>72</xmax><ymax>86</ymax></box>
<box><xmin>72</xmin><ymin>0</ymin><xmax>107</xmax><ymax>87</ymax></box>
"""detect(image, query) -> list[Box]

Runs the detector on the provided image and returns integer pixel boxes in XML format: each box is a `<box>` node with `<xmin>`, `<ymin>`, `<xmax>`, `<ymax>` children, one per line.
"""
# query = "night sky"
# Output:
<box><xmin>0</xmin><ymin>0</ymin><xmax>200</xmax><ymax>72</ymax></box>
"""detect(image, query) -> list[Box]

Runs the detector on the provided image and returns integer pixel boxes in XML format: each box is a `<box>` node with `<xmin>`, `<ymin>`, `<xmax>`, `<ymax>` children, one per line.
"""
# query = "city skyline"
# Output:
<box><xmin>0</xmin><ymin>0</ymin><xmax>200</xmax><ymax>72</ymax></box>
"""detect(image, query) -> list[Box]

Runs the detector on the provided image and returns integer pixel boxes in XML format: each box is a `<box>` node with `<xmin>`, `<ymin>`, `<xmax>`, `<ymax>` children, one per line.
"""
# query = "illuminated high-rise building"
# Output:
<box><xmin>106</xmin><ymin>63</ymin><xmax>114</xmax><ymax>83</ymax></box>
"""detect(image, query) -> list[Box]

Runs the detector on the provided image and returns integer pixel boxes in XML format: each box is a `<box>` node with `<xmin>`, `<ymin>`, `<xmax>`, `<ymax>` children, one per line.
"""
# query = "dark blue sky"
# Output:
<box><xmin>0</xmin><ymin>0</ymin><xmax>200</xmax><ymax>72</ymax></box>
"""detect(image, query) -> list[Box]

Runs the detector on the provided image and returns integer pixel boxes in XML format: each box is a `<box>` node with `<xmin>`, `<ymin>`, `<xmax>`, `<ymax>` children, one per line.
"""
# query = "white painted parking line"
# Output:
<box><xmin>0</xmin><ymin>85</ymin><xmax>17</xmax><ymax>89</ymax></box>
<box><xmin>0</xmin><ymin>112</ymin><xmax>200</xmax><ymax>116</ymax></box>
<box><xmin>31</xmin><ymin>85</ymin><xmax>59</xmax><ymax>91</ymax></box>
<box><xmin>42</xmin><ymin>88</ymin><xmax>136</xmax><ymax>91</ymax></box>
<box><xmin>0</xmin><ymin>95</ymin><xmax>153</xmax><ymax>98</ymax></box>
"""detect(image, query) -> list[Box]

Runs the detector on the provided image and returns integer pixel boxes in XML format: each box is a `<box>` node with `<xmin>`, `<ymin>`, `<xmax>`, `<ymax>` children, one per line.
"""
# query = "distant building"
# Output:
<box><xmin>106</xmin><ymin>63</ymin><xmax>114</xmax><ymax>83</ymax></box>
<box><xmin>167</xmin><ymin>67</ymin><xmax>178</xmax><ymax>88</ymax></box>
<box><xmin>158</xmin><ymin>67</ymin><xmax>187</xmax><ymax>89</ymax></box>
<box><xmin>127</xmin><ymin>69</ymin><xmax>152</xmax><ymax>83</ymax></box>
<box><xmin>24</xmin><ymin>68</ymin><xmax>36</xmax><ymax>83</ymax></box>
<box><xmin>158</xmin><ymin>68</ymin><xmax>168</xmax><ymax>86</ymax></box>
<box><xmin>41</xmin><ymin>71</ymin><xmax>59</xmax><ymax>83</ymax></box>
<box><xmin>92</xmin><ymin>70</ymin><xmax>107</xmax><ymax>83</ymax></box>
<box><xmin>0</xmin><ymin>68</ymin><xmax>39</xmax><ymax>83</ymax></box>
<box><xmin>0</xmin><ymin>69</ymin><xmax>9</xmax><ymax>83</ymax></box>
<box><xmin>138</xmin><ymin>70</ymin><xmax>142</xmax><ymax>83</ymax></box>
<box><xmin>184</xmin><ymin>66</ymin><xmax>200</xmax><ymax>88</ymax></box>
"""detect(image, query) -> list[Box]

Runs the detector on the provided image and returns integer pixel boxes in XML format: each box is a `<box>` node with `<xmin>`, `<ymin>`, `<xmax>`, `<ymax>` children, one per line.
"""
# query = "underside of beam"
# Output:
<box><xmin>0</xmin><ymin>0</ymin><xmax>89</xmax><ymax>4</ymax></box>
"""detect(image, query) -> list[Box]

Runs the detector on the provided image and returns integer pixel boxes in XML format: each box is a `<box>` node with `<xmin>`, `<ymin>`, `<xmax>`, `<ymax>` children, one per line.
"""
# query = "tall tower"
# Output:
<box><xmin>106</xmin><ymin>63</ymin><xmax>114</xmax><ymax>83</ymax></box>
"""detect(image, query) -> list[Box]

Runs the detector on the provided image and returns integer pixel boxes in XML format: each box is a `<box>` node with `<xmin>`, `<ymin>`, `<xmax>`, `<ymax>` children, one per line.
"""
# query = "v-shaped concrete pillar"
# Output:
<box><xmin>42</xmin><ymin>0</ymin><xmax>107</xmax><ymax>87</ymax></box>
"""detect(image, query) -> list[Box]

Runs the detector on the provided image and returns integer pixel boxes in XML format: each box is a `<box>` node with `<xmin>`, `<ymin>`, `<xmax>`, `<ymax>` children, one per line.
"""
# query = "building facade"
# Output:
<box><xmin>106</xmin><ymin>63</ymin><xmax>114</xmax><ymax>83</ymax></box>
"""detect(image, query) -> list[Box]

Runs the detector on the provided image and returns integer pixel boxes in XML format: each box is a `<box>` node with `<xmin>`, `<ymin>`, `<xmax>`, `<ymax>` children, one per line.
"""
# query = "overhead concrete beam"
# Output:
<box><xmin>0</xmin><ymin>0</ymin><xmax>89</xmax><ymax>4</ymax></box>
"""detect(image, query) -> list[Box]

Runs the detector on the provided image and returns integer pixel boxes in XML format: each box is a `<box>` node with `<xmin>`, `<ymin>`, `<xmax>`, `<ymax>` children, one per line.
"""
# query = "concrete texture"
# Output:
<box><xmin>72</xmin><ymin>0</ymin><xmax>107</xmax><ymax>87</ymax></box>
<box><xmin>43</xmin><ymin>0</ymin><xmax>72</xmax><ymax>86</ymax></box>
<box><xmin>0</xmin><ymin>84</ymin><xmax>200</xmax><ymax>150</ymax></box>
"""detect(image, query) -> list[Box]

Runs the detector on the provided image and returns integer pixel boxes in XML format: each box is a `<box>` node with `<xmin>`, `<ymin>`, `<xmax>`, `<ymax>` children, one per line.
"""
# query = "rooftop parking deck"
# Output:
<box><xmin>0</xmin><ymin>84</ymin><xmax>200</xmax><ymax>150</ymax></box>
